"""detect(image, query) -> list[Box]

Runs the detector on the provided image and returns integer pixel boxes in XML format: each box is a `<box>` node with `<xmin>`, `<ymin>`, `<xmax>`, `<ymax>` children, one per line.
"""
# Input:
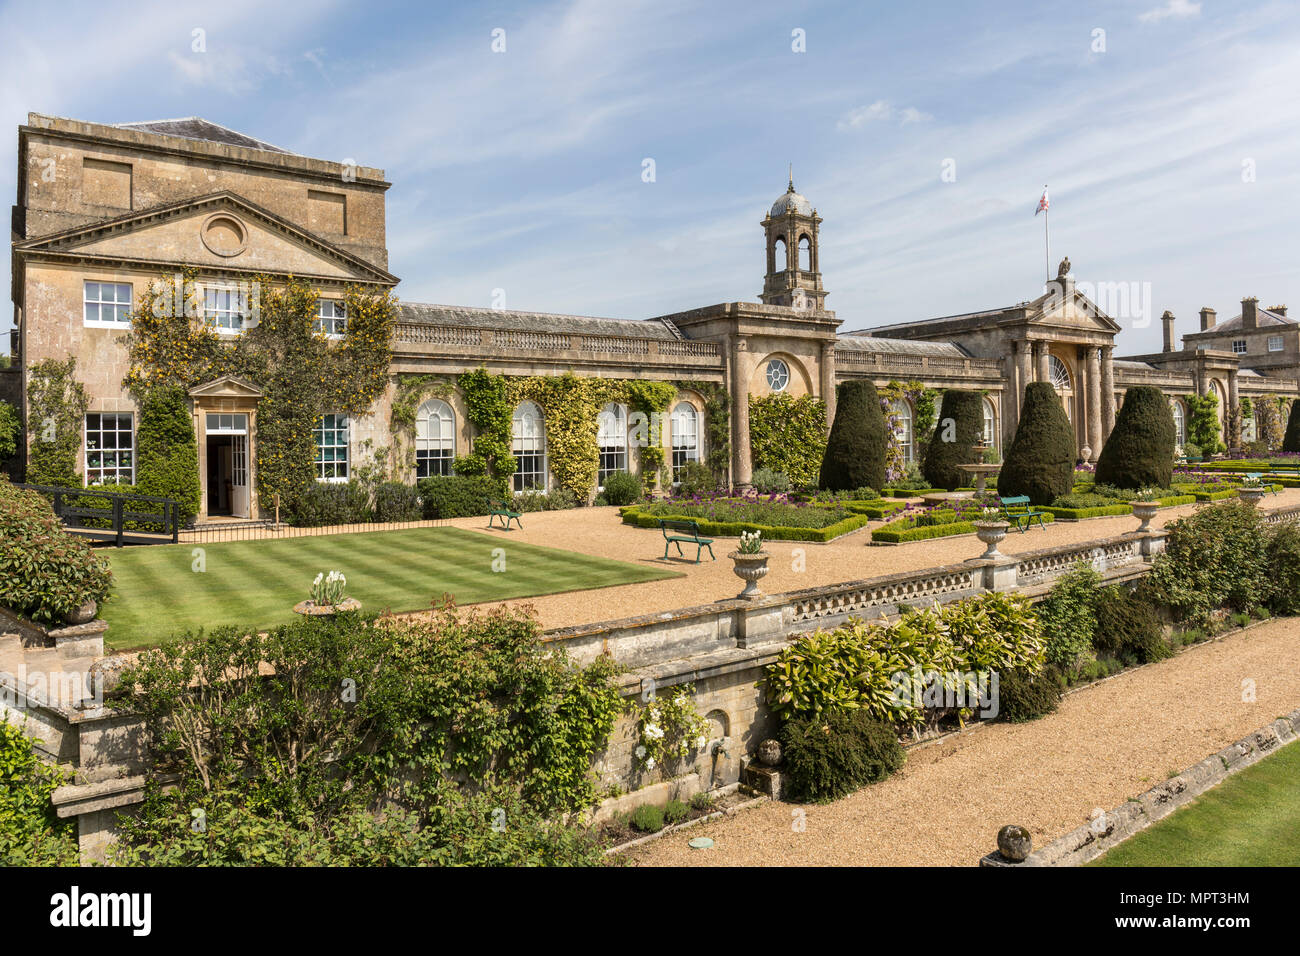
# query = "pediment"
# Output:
<box><xmin>16</xmin><ymin>192</ymin><xmax>396</xmax><ymax>285</ymax></box>
<box><xmin>188</xmin><ymin>375</ymin><xmax>264</xmax><ymax>399</ymax></box>
<box><xmin>1029</xmin><ymin>286</ymin><xmax>1122</xmax><ymax>334</ymax></box>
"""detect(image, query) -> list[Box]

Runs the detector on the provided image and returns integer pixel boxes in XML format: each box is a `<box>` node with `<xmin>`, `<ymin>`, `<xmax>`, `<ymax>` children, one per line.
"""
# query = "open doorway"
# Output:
<box><xmin>204</xmin><ymin>413</ymin><xmax>250</xmax><ymax>518</ymax></box>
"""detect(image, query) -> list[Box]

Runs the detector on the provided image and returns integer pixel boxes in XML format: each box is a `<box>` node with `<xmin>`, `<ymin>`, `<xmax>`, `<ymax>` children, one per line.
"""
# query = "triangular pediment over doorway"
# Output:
<box><xmin>188</xmin><ymin>375</ymin><xmax>264</xmax><ymax>400</ymax></box>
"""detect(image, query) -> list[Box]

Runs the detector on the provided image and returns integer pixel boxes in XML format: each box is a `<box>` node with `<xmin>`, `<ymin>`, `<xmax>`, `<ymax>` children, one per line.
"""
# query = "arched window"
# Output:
<box><xmin>982</xmin><ymin>397</ymin><xmax>997</xmax><ymax>449</ymax></box>
<box><xmin>415</xmin><ymin>399</ymin><xmax>455</xmax><ymax>478</ymax></box>
<box><xmin>1049</xmin><ymin>356</ymin><xmax>1071</xmax><ymax>391</ymax></box>
<box><xmin>512</xmin><ymin>401</ymin><xmax>546</xmax><ymax>492</ymax></box>
<box><xmin>671</xmin><ymin>402</ymin><xmax>700</xmax><ymax>481</ymax></box>
<box><xmin>889</xmin><ymin>399</ymin><xmax>913</xmax><ymax>463</ymax></box>
<box><xmin>597</xmin><ymin>403</ymin><xmax>628</xmax><ymax>487</ymax></box>
<box><xmin>1171</xmin><ymin>399</ymin><xmax>1187</xmax><ymax>447</ymax></box>
<box><xmin>774</xmin><ymin>236</ymin><xmax>787</xmax><ymax>272</ymax></box>
<box><xmin>798</xmin><ymin>235</ymin><xmax>811</xmax><ymax>271</ymax></box>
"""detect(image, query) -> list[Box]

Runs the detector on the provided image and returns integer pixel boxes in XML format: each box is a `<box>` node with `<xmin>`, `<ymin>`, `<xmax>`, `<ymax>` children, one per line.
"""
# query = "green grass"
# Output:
<box><xmin>101</xmin><ymin>526</ymin><xmax>680</xmax><ymax>650</ymax></box>
<box><xmin>1091</xmin><ymin>738</ymin><xmax>1300</xmax><ymax>866</ymax></box>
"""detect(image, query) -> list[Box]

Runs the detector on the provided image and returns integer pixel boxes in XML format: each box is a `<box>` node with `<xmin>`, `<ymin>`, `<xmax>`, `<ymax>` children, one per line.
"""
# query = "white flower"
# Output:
<box><xmin>644</xmin><ymin>723</ymin><xmax>664</xmax><ymax>740</ymax></box>
<box><xmin>634</xmin><ymin>745</ymin><xmax>646</xmax><ymax>759</ymax></box>
<box><xmin>645</xmin><ymin>757</ymin><xmax>656</xmax><ymax>770</ymax></box>
<box><xmin>696</xmin><ymin>735</ymin><xmax>707</xmax><ymax>749</ymax></box>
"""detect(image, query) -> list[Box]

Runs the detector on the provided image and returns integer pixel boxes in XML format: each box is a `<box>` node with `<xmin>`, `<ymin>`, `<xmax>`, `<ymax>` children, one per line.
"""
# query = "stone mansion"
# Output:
<box><xmin>5</xmin><ymin>113</ymin><xmax>1298</xmax><ymax>521</ymax></box>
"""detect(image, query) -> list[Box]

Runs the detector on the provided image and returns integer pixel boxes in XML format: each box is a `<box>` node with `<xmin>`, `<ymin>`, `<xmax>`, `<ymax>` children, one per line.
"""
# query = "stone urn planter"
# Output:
<box><xmin>972</xmin><ymin>520</ymin><xmax>1010</xmax><ymax>560</ymax></box>
<box><xmin>63</xmin><ymin>600</ymin><xmax>98</xmax><ymax>625</ymax></box>
<box><xmin>1130</xmin><ymin>500</ymin><xmax>1160</xmax><ymax>533</ymax></box>
<box><xmin>728</xmin><ymin>551</ymin><xmax>770</xmax><ymax>600</ymax></box>
<box><xmin>1237</xmin><ymin>486</ymin><xmax>1267</xmax><ymax>508</ymax></box>
<box><xmin>292</xmin><ymin>597</ymin><xmax>362</xmax><ymax>616</ymax></box>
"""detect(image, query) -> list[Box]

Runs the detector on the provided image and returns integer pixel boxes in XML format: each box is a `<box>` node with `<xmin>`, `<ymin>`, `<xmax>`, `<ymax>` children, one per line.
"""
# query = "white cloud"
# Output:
<box><xmin>837</xmin><ymin>101</ymin><xmax>930</xmax><ymax>131</ymax></box>
<box><xmin>1139</xmin><ymin>0</ymin><xmax>1202</xmax><ymax>25</ymax></box>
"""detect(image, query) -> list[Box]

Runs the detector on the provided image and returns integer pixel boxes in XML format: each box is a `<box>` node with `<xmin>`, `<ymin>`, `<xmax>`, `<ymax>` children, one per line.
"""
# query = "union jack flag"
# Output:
<box><xmin>1035</xmin><ymin>187</ymin><xmax>1049</xmax><ymax>216</ymax></box>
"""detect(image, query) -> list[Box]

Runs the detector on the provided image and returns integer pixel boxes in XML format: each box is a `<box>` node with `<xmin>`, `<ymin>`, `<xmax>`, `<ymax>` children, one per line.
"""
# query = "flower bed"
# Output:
<box><xmin>871</xmin><ymin>501</ymin><xmax>1052</xmax><ymax>543</ymax></box>
<box><xmin>621</xmin><ymin>496</ymin><xmax>871</xmax><ymax>542</ymax></box>
<box><xmin>843</xmin><ymin>499</ymin><xmax>908</xmax><ymax>520</ymax></box>
<box><xmin>1043</xmin><ymin>493</ymin><xmax>1196</xmax><ymax>520</ymax></box>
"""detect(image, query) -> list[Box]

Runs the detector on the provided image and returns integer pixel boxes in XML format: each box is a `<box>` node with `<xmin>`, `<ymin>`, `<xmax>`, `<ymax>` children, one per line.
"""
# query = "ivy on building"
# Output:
<box><xmin>123</xmin><ymin>270</ymin><xmax>396</xmax><ymax>511</ymax></box>
<box><xmin>690</xmin><ymin>382</ymin><xmax>732</xmax><ymax>487</ymax></box>
<box><xmin>25</xmin><ymin>357</ymin><xmax>88</xmax><ymax>487</ymax></box>
<box><xmin>879</xmin><ymin>379</ymin><xmax>939</xmax><ymax>481</ymax></box>
<box><xmin>749</xmin><ymin>392</ymin><xmax>827</xmax><ymax>487</ymax></box>
<box><xmin>1185</xmin><ymin>392</ymin><xmax>1224</xmax><ymax>455</ymax></box>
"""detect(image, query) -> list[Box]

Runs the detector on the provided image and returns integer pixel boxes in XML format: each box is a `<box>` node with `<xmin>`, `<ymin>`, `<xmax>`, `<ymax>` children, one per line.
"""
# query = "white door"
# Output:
<box><xmin>231</xmin><ymin>432</ymin><xmax>249</xmax><ymax>518</ymax></box>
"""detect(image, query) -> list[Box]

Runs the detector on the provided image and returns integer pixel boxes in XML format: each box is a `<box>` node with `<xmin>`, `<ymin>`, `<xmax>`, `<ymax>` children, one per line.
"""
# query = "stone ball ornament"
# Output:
<box><xmin>997</xmin><ymin>824</ymin><xmax>1032</xmax><ymax>862</ymax></box>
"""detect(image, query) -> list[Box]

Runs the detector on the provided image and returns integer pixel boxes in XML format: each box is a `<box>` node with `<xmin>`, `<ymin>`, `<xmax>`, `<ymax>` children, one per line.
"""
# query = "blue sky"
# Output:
<box><xmin>3</xmin><ymin>0</ymin><xmax>1298</xmax><ymax>354</ymax></box>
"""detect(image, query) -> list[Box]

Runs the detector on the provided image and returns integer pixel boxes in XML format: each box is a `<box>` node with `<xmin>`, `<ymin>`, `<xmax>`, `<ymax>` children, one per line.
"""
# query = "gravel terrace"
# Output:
<box><xmin>442</xmin><ymin>489</ymin><xmax>1300</xmax><ymax>630</ymax></box>
<box><xmin>623</xmin><ymin>614</ymin><xmax>1300</xmax><ymax>867</ymax></box>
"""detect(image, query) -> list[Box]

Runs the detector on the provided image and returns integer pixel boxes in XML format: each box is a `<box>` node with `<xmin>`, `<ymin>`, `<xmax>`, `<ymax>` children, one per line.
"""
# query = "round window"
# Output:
<box><xmin>765</xmin><ymin>359</ymin><xmax>790</xmax><ymax>392</ymax></box>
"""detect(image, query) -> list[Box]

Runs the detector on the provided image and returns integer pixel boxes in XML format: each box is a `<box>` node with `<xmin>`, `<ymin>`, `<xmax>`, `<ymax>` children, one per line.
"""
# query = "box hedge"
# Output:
<box><xmin>418</xmin><ymin>475</ymin><xmax>508</xmax><ymax>520</ymax></box>
<box><xmin>619</xmin><ymin>504</ymin><xmax>870</xmax><ymax>542</ymax></box>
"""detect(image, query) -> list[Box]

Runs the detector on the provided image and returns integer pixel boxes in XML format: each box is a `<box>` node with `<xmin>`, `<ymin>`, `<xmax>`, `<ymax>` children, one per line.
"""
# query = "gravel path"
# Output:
<box><xmin>443</xmin><ymin>490</ymin><xmax>1300</xmax><ymax>630</ymax></box>
<box><xmin>622</xmin><ymin>615</ymin><xmax>1300</xmax><ymax>867</ymax></box>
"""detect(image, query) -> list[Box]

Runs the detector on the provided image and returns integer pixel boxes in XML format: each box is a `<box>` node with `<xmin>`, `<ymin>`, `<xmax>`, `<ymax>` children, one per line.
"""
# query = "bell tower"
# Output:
<box><xmin>761</xmin><ymin>174</ymin><xmax>825</xmax><ymax>311</ymax></box>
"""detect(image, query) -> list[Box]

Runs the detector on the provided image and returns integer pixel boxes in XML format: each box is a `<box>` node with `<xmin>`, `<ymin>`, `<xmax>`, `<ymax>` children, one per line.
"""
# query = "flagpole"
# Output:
<box><xmin>1043</xmin><ymin>184</ymin><xmax>1050</xmax><ymax>281</ymax></box>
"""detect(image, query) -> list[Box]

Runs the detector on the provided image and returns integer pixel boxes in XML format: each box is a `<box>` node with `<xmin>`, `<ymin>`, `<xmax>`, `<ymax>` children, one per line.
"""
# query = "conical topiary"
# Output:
<box><xmin>921</xmin><ymin>390</ymin><xmax>983</xmax><ymax>491</ymax></box>
<box><xmin>997</xmin><ymin>382</ymin><xmax>1075</xmax><ymax>506</ymax></box>
<box><xmin>1094</xmin><ymin>385</ymin><xmax>1176</xmax><ymax>490</ymax></box>
<box><xmin>1284</xmin><ymin>400</ymin><xmax>1300</xmax><ymax>453</ymax></box>
<box><xmin>818</xmin><ymin>379</ymin><xmax>887</xmax><ymax>492</ymax></box>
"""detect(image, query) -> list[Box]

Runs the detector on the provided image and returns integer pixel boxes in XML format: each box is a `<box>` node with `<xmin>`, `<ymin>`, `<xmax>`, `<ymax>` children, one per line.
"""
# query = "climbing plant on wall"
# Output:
<box><xmin>878</xmin><ymin>380</ymin><xmax>939</xmax><ymax>483</ymax></box>
<box><xmin>123</xmin><ymin>270</ymin><xmax>396</xmax><ymax>510</ymax></box>
<box><xmin>1185</xmin><ymin>392</ymin><xmax>1224</xmax><ymax>456</ymax></box>
<box><xmin>1257</xmin><ymin>398</ymin><xmax>1283</xmax><ymax>450</ymax></box>
<box><xmin>25</xmin><ymin>357</ymin><xmax>88</xmax><ymax>487</ymax></box>
<box><xmin>388</xmin><ymin>373</ymin><xmax>454</xmax><ymax>473</ymax></box>
<box><xmin>749</xmin><ymin>392</ymin><xmax>827</xmax><ymax>487</ymax></box>
<box><xmin>684</xmin><ymin>382</ymin><xmax>731</xmax><ymax>487</ymax></box>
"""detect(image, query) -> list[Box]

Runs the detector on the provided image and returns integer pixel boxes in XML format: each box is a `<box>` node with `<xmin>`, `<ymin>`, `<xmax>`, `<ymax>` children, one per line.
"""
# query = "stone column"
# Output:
<box><xmin>1016</xmin><ymin>339</ymin><xmax>1032</xmax><ymax>411</ymax></box>
<box><xmin>1033</xmin><ymin>341</ymin><xmax>1050</xmax><ymax>382</ymax></box>
<box><xmin>1086</xmin><ymin>346</ymin><xmax>1102</xmax><ymax>461</ymax></box>
<box><xmin>729</xmin><ymin>337</ymin><xmax>752</xmax><ymax>490</ymax></box>
<box><xmin>1228</xmin><ymin>370</ymin><xmax>1240</xmax><ymax>449</ymax></box>
<box><xmin>820</xmin><ymin>341</ymin><xmax>837</xmax><ymax>431</ymax></box>
<box><xmin>1100</xmin><ymin>345</ymin><xmax>1116</xmax><ymax>441</ymax></box>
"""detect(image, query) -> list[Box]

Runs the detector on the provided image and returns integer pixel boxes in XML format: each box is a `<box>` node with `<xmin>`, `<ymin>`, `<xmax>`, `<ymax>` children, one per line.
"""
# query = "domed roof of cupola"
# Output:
<box><xmin>770</xmin><ymin>179</ymin><xmax>813</xmax><ymax>217</ymax></box>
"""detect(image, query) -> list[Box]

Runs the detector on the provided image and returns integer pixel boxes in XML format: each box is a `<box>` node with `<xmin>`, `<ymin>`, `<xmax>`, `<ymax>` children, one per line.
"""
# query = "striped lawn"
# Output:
<box><xmin>101</xmin><ymin>526</ymin><xmax>679</xmax><ymax>650</ymax></box>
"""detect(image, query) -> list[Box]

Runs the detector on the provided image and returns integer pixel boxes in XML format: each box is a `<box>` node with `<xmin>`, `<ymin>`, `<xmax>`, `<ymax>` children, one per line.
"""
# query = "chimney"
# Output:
<box><xmin>1161</xmin><ymin>310</ymin><xmax>1176</xmax><ymax>352</ymax></box>
<box><xmin>1199</xmin><ymin>307</ymin><xmax>1216</xmax><ymax>331</ymax></box>
<box><xmin>1268</xmin><ymin>304</ymin><xmax>1287</xmax><ymax>317</ymax></box>
<box><xmin>1242</xmin><ymin>297</ymin><xmax>1258</xmax><ymax>330</ymax></box>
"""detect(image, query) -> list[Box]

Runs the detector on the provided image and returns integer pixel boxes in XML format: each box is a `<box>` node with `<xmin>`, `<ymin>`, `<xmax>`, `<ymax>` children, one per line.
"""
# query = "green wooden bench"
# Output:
<box><xmin>998</xmin><ymin>494</ymin><xmax>1049</xmax><ymax>532</ymax></box>
<box><xmin>1245</xmin><ymin>473</ymin><xmax>1280</xmax><ymax>496</ymax></box>
<box><xmin>487</xmin><ymin>498</ymin><xmax>522</xmax><ymax>530</ymax></box>
<box><xmin>657</xmin><ymin>519</ymin><xmax>715</xmax><ymax>563</ymax></box>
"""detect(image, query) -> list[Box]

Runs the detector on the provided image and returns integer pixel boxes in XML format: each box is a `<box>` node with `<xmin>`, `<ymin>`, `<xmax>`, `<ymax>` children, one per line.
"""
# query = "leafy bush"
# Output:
<box><xmin>512</xmin><ymin>487</ymin><xmax>579</xmax><ymax>512</ymax></box>
<box><xmin>287</xmin><ymin>480</ymin><xmax>371</xmax><ymax>527</ymax></box>
<box><xmin>0</xmin><ymin>720</ymin><xmax>79</xmax><ymax>865</ymax></box>
<box><xmin>1186</xmin><ymin>393</ymin><xmax>1225</xmax><ymax>457</ymax></box>
<box><xmin>1146</xmin><ymin>501</ymin><xmax>1269</xmax><ymax>626</ymax></box>
<box><xmin>1095</xmin><ymin>386</ymin><xmax>1177</xmax><ymax>490</ymax></box>
<box><xmin>1182</xmin><ymin>441</ymin><xmax>1202</xmax><ymax>459</ymax></box>
<box><xmin>0</xmin><ymin>399</ymin><xmax>19</xmax><ymax>469</ymax></box>
<box><xmin>1093</xmin><ymin>586</ymin><xmax>1171</xmax><ymax>666</ymax></box>
<box><xmin>664</xmin><ymin>799</ymin><xmax>690</xmax><ymax>826</ymax></box>
<box><xmin>690</xmin><ymin>792</ymin><xmax>714</xmax><ymax>812</ymax></box>
<box><xmin>1265</xmin><ymin>520</ymin><xmax>1300</xmax><ymax>615</ymax></box>
<box><xmin>922</xmin><ymin>390</ymin><xmax>983</xmax><ymax>491</ymax></box>
<box><xmin>996</xmin><ymin>665</ymin><xmax>1063</xmax><ymax>722</ymax></box>
<box><xmin>372</xmin><ymin>481</ymin><xmax>421</xmax><ymax>522</ymax></box>
<box><xmin>998</xmin><ymin>382</ymin><xmax>1076</xmax><ymax>505</ymax></box>
<box><xmin>0</xmin><ymin>476</ymin><xmax>113</xmax><ymax>624</ymax></box>
<box><xmin>1285</xmin><ymin>401</ymin><xmax>1300</xmax><ymax>454</ymax></box>
<box><xmin>601</xmin><ymin>470</ymin><xmax>642</xmax><ymax>506</ymax></box>
<box><xmin>780</xmin><ymin>709</ymin><xmax>904</xmax><ymax>803</ymax></box>
<box><xmin>134</xmin><ymin>385</ymin><xmax>201</xmax><ymax>522</ymax></box>
<box><xmin>628</xmin><ymin>803</ymin><xmax>666</xmax><ymax>833</ymax></box>
<box><xmin>751</xmin><ymin>392</ymin><xmax>828</xmax><ymax>487</ymax></box>
<box><xmin>418</xmin><ymin>474</ymin><xmax>506</xmax><ymax>519</ymax></box>
<box><xmin>1036</xmin><ymin>562</ymin><xmax>1103</xmax><ymax>670</ymax></box>
<box><xmin>751</xmin><ymin>466</ymin><xmax>792</xmax><ymax>495</ymax></box>
<box><xmin>819</xmin><ymin>380</ymin><xmax>886</xmax><ymax>492</ymax></box>
<box><xmin>674</xmin><ymin>460</ymin><xmax>718</xmax><ymax>497</ymax></box>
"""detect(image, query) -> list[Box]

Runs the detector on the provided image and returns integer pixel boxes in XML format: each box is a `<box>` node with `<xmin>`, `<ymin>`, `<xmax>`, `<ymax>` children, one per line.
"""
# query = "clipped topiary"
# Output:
<box><xmin>135</xmin><ymin>385</ymin><xmax>201</xmax><ymax>522</ymax></box>
<box><xmin>996</xmin><ymin>665</ymin><xmax>1063</xmax><ymax>722</ymax></box>
<box><xmin>819</xmin><ymin>380</ymin><xmax>886</xmax><ymax>492</ymax></box>
<box><xmin>1284</xmin><ymin>400</ymin><xmax>1300</xmax><ymax>453</ymax></box>
<box><xmin>997</xmin><ymin>382</ymin><xmax>1075</xmax><ymax>506</ymax></box>
<box><xmin>921</xmin><ymin>389</ymin><xmax>983</xmax><ymax>491</ymax></box>
<box><xmin>780</xmin><ymin>708</ymin><xmax>904</xmax><ymax>803</ymax></box>
<box><xmin>1094</xmin><ymin>385</ymin><xmax>1176</xmax><ymax>491</ymax></box>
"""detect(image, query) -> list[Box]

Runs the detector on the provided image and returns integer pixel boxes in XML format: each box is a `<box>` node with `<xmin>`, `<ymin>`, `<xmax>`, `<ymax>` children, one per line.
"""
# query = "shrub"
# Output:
<box><xmin>1095</xmin><ymin>386</ymin><xmax>1177</xmax><ymax>490</ymax></box>
<box><xmin>0</xmin><ymin>476</ymin><xmax>113</xmax><ymax>624</ymax></box>
<box><xmin>628</xmin><ymin>803</ymin><xmax>665</xmax><ymax>833</ymax></box>
<box><xmin>1146</xmin><ymin>501</ymin><xmax>1269</xmax><ymax>626</ymax></box>
<box><xmin>601</xmin><ymin>470</ymin><xmax>642</xmax><ymax>506</ymax></box>
<box><xmin>996</xmin><ymin>665</ymin><xmax>1063</xmax><ymax>722</ymax></box>
<box><xmin>0</xmin><ymin>399</ymin><xmax>19</xmax><ymax>468</ymax></box>
<box><xmin>0</xmin><ymin>721</ymin><xmax>78</xmax><ymax>865</ymax></box>
<box><xmin>372</xmin><ymin>481</ymin><xmax>421</xmax><ymax>522</ymax></box>
<box><xmin>1093</xmin><ymin>586</ymin><xmax>1171</xmax><ymax>666</ymax></box>
<box><xmin>689</xmin><ymin>792</ymin><xmax>714</xmax><ymax>812</ymax></box>
<box><xmin>751</xmin><ymin>392</ymin><xmax>828</xmax><ymax>486</ymax></box>
<box><xmin>134</xmin><ymin>385</ymin><xmax>201</xmax><ymax>522</ymax></box>
<box><xmin>819</xmin><ymin>380</ymin><xmax>886</xmax><ymax>492</ymax></box>
<box><xmin>1265</xmin><ymin>520</ymin><xmax>1300</xmax><ymax>615</ymax></box>
<box><xmin>751</xmin><ymin>466</ymin><xmax>792</xmax><ymax>495</ymax></box>
<box><xmin>512</xmin><ymin>487</ymin><xmax>579</xmax><ymax>512</ymax></box>
<box><xmin>780</xmin><ymin>709</ymin><xmax>904</xmax><ymax>803</ymax></box>
<box><xmin>674</xmin><ymin>460</ymin><xmax>718</xmax><ymax>497</ymax></box>
<box><xmin>1037</xmin><ymin>562</ymin><xmax>1103</xmax><ymax>670</ymax></box>
<box><xmin>921</xmin><ymin>390</ymin><xmax>983</xmax><ymax>491</ymax></box>
<box><xmin>664</xmin><ymin>799</ymin><xmax>690</xmax><ymax>826</ymax></box>
<box><xmin>287</xmin><ymin>480</ymin><xmax>371</xmax><ymax>527</ymax></box>
<box><xmin>997</xmin><ymin>382</ymin><xmax>1075</xmax><ymax>505</ymax></box>
<box><xmin>417</xmin><ymin>474</ymin><xmax>506</xmax><ymax>519</ymax></box>
<box><xmin>1186</xmin><ymin>393</ymin><xmax>1225</xmax><ymax>457</ymax></box>
<box><xmin>1182</xmin><ymin>441</ymin><xmax>1202</xmax><ymax>459</ymax></box>
<box><xmin>1284</xmin><ymin>401</ymin><xmax>1300</xmax><ymax>454</ymax></box>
